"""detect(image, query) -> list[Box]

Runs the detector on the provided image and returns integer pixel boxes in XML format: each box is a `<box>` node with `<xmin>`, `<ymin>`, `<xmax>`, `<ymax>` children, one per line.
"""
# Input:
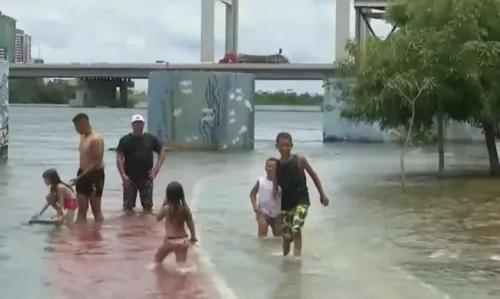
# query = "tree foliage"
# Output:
<box><xmin>9</xmin><ymin>79</ymin><xmax>77</xmax><ymax>104</ymax></box>
<box><xmin>255</xmin><ymin>91</ymin><xmax>322</xmax><ymax>106</ymax></box>
<box><xmin>337</xmin><ymin>0</ymin><xmax>500</xmax><ymax>175</ymax></box>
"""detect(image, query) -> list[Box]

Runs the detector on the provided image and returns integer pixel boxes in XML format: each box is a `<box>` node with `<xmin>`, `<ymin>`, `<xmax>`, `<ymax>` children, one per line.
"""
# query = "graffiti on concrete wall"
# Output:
<box><xmin>147</xmin><ymin>71</ymin><xmax>255</xmax><ymax>150</ymax></box>
<box><xmin>199</xmin><ymin>76</ymin><xmax>227</xmax><ymax>146</ymax></box>
<box><xmin>0</xmin><ymin>62</ymin><xmax>8</xmax><ymax>160</ymax></box>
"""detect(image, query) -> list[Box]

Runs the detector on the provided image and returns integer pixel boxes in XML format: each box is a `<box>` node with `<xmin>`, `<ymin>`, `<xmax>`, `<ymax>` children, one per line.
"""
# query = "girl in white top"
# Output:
<box><xmin>250</xmin><ymin>158</ymin><xmax>282</xmax><ymax>237</ymax></box>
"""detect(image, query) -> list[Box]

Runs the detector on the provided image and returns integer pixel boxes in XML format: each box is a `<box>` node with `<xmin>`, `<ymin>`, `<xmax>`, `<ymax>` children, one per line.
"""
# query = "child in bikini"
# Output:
<box><xmin>36</xmin><ymin>168</ymin><xmax>78</xmax><ymax>225</ymax></box>
<box><xmin>154</xmin><ymin>181</ymin><xmax>197</xmax><ymax>266</ymax></box>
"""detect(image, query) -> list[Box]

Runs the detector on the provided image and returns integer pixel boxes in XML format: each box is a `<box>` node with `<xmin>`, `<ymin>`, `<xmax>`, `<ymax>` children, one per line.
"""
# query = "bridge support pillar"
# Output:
<box><xmin>74</xmin><ymin>78</ymin><xmax>131</xmax><ymax>107</ymax></box>
<box><xmin>147</xmin><ymin>71</ymin><xmax>255</xmax><ymax>150</ymax></box>
<box><xmin>322</xmin><ymin>78</ymin><xmax>389</xmax><ymax>142</ymax></box>
<box><xmin>0</xmin><ymin>61</ymin><xmax>9</xmax><ymax>161</ymax></box>
<box><xmin>201</xmin><ymin>0</ymin><xmax>239</xmax><ymax>62</ymax></box>
<box><xmin>335</xmin><ymin>0</ymin><xmax>350</xmax><ymax>61</ymax></box>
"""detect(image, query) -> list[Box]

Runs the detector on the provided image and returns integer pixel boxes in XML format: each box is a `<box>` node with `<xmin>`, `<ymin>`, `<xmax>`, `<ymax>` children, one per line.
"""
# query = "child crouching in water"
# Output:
<box><xmin>249</xmin><ymin>158</ymin><xmax>282</xmax><ymax>237</ymax></box>
<box><xmin>154</xmin><ymin>181</ymin><xmax>198</xmax><ymax>266</ymax></box>
<box><xmin>38</xmin><ymin>168</ymin><xmax>78</xmax><ymax>225</ymax></box>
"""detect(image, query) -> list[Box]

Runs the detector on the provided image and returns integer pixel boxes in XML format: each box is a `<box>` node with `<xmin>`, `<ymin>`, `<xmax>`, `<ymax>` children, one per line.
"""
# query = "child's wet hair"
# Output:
<box><xmin>42</xmin><ymin>168</ymin><xmax>72</xmax><ymax>193</ymax></box>
<box><xmin>166</xmin><ymin>181</ymin><xmax>185</xmax><ymax>203</ymax></box>
<box><xmin>266</xmin><ymin>157</ymin><xmax>278</xmax><ymax>164</ymax></box>
<box><xmin>165</xmin><ymin>181</ymin><xmax>189</xmax><ymax>220</ymax></box>
<box><xmin>275</xmin><ymin>132</ymin><xmax>292</xmax><ymax>144</ymax></box>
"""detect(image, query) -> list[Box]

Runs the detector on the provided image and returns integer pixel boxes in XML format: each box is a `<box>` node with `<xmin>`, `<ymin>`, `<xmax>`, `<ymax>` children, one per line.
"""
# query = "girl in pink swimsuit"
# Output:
<box><xmin>42</xmin><ymin>168</ymin><xmax>78</xmax><ymax>225</ymax></box>
<box><xmin>154</xmin><ymin>181</ymin><xmax>197</xmax><ymax>266</ymax></box>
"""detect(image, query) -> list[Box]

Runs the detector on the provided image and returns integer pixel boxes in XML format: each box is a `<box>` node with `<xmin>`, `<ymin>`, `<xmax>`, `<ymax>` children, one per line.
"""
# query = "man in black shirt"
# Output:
<box><xmin>116</xmin><ymin>114</ymin><xmax>165</xmax><ymax>213</ymax></box>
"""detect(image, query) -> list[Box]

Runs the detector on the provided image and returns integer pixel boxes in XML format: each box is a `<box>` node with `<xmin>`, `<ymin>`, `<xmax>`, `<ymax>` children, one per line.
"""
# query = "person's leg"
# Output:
<box><xmin>256</xmin><ymin>213</ymin><xmax>269</xmax><ymax>237</ymax></box>
<box><xmin>64</xmin><ymin>209</ymin><xmax>75</xmax><ymax>226</ymax></box>
<box><xmin>138</xmin><ymin>179</ymin><xmax>153</xmax><ymax>213</ymax></box>
<box><xmin>174</xmin><ymin>244</ymin><xmax>189</xmax><ymax>265</ymax></box>
<box><xmin>154</xmin><ymin>245</ymin><xmax>172</xmax><ymax>263</ymax></box>
<box><xmin>291</xmin><ymin>204</ymin><xmax>309</xmax><ymax>258</ymax></box>
<box><xmin>89</xmin><ymin>170</ymin><xmax>105</xmax><ymax>222</ymax></box>
<box><xmin>270</xmin><ymin>216</ymin><xmax>282</xmax><ymax>237</ymax></box>
<box><xmin>75</xmin><ymin>174</ymin><xmax>91</xmax><ymax>223</ymax></box>
<box><xmin>122</xmin><ymin>184</ymin><xmax>138</xmax><ymax>214</ymax></box>
<box><xmin>281</xmin><ymin>211</ymin><xmax>294</xmax><ymax>256</ymax></box>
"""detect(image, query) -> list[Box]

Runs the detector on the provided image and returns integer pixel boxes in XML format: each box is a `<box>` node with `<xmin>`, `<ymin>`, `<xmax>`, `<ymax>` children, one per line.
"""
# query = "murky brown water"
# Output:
<box><xmin>0</xmin><ymin>106</ymin><xmax>499</xmax><ymax>299</ymax></box>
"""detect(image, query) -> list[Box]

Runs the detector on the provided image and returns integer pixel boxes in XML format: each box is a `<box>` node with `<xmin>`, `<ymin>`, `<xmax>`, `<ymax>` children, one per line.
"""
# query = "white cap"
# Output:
<box><xmin>131</xmin><ymin>114</ymin><xmax>145</xmax><ymax>123</ymax></box>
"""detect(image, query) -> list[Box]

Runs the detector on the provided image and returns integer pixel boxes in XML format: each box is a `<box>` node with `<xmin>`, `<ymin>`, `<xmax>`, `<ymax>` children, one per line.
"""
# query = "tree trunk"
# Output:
<box><xmin>483</xmin><ymin>122</ymin><xmax>500</xmax><ymax>176</ymax></box>
<box><xmin>437</xmin><ymin>101</ymin><xmax>445</xmax><ymax>174</ymax></box>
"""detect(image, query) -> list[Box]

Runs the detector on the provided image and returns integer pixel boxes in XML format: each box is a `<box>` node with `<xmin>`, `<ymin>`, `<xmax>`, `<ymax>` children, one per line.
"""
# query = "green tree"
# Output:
<box><xmin>9</xmin><ymin>79</ymin><xmax>76</xmax><ymax>104</ymax></box>
<box><xmin>255</xmin><ymin>91</ymin><xmax>322</xmax><ymax>106</ymax></box>
<box><xmin>338</xmin><ymin>0</ymin><xmax>500</xmax><ymax>179</ymax></box>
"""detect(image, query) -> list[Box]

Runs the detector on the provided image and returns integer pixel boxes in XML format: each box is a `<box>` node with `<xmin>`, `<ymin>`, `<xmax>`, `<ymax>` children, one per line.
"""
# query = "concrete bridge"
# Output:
<box><xmin>8</xmin><ymin>63</ymin><xmax>340</xmax><ymax>80</ymax></box>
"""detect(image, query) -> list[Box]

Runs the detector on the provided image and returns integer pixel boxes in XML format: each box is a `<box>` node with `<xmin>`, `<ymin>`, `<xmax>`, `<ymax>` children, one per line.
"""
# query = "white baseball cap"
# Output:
<box><xmin>131</xmin><ymin>114</ymin><xmax>145</xmax><ymax>123</ymax></box>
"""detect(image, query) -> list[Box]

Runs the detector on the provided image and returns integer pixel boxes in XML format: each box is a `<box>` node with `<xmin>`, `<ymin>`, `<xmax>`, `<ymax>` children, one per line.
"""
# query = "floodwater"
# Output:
<box><xmin>0</xmin><ymin>105</ymin><xmax>499</xmax><ymax>299</ymax></box>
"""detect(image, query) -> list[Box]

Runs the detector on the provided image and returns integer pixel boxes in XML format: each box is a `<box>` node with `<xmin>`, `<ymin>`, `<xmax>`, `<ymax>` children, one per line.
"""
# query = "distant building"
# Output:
<box><xmin>0</xmin><ymin>12</ymin><xmax>16</xmax><ymax>62</ymax></box>
<box><xmin>14</xmin><ymin>28</ymin><xmax>31</xmax><ymax>63</ymax></box>
<box><xmin>0</xmin><ymin>47</ymin><xmax>6</xmax><ymax>61</ymax></box>
<box><xmin>33</xmin><ymin>58</ymin><xmax>44</xmax><ymax>64</ymax></box>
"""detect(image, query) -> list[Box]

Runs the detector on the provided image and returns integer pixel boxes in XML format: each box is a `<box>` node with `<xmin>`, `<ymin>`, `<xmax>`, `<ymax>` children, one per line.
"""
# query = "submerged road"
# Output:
<box><xmin>0</xmin><ymin>106</ymin><xmax>499</xmax><ymax>299</ymax></box>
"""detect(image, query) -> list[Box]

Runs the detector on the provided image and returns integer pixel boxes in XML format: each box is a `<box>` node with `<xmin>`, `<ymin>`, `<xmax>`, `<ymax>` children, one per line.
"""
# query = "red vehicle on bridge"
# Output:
<box><xmin>218</xmin><ymin>48</ymin><xmax>290</xmax><ymax>64</ymax></box>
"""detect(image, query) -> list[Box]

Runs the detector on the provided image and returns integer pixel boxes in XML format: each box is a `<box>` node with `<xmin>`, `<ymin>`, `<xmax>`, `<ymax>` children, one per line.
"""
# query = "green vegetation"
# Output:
<box><xmin>335</xmin><ymin>0</ymin><xmax>500</xmax><ymax>186</ymax></box>
<box><xmin>9</xmin><ymin>79</ymin><xmax>77</xmax><ymax>104</ymax></box>
<box><xmin>9</xmin><ymin>81</ymin><xmax>322</xmax><ymax>107</ymax></box>
<box><xmin>9</xmin><ymin>79</ymin><xmax>141</xmax><ymax>107</ymax></box>
<box><xmin>256</xmin><ymin>91</ymin><xmax>322</xmax><ymax>106</ymax></box>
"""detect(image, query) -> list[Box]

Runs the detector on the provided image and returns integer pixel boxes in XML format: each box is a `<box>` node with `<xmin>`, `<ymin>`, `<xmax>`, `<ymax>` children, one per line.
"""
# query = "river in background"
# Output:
<box><xmin>0</xmin><ymin>105</ymin><xmax>499</xmax><ymax>299</ymax></box>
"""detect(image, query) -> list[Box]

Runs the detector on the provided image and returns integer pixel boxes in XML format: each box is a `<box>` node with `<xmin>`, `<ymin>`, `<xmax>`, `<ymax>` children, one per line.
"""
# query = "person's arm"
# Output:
<box><xmin>299</xmin><ymin>155</ymin><xmax>326</xmax><ymax>197</ymax></box>
<box><xmin>56</xmin><ymin>186</ymin><xmax>65</xmax><ymax>216</ymax></box>
<box><xmin>76</xmin><ymin>137</ymin><xmax>103</xmax><ymax>179</ymax></box>
<box><xmin>186</xmin><ymin>208</ymin><xmax>197</xmax><ymax>242</ymax></box>
<box><xmin>35</xmin><ymin>203</ymin><xmax>50</xmax><ymax>218</ymax></box>
<box><xmin>152</xmin><ymin>135</ymin><xmax>165</xmax><ymax>173</ymax></box>
<box><xmin>116</xmin><ymin>136</ymin><xmax>127</xmax><ymax>178</ymax></box>
<box><xmin>156</xmin><ymin>206</ymin><xmax>168</xmax><ymax>221</ymax></box>
<box><xmin>249</xmin><ymin>180</ymin><xmax>260</xmax><ymax>212</ymax></box>
<box><xmin>271</xmin><ymin>162</ymin><xmax>279</xmax><ymax>200</ymax></box>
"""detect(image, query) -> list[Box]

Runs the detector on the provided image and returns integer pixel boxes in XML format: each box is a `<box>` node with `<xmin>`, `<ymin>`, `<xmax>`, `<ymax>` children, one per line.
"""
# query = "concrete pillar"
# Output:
<box><xmin>0</xmin><ymin>61</ymin><xmax>9</xmax><ymax>160</ymax></box>
<box><xmin>147</xmin><ymin>71</ymin><xmax>255</xmax><ymax>150</ymax></box>
<box><xmin>119</xmin><ymin>82</ymin><xmax>128</xmax><ymax>108</ymax></box>
<box><xmin>323</xmin><ymin>78</ymin><xmax>389</xmax><ymax>142</ymax></box>
<box><xmin>225</xmin><ymin>0</ymin><xmax>238</xmax><ymax>54</ymax></box>
<box><xmin>355</xmin><ymin>9</ymin><xmax>370</xmax><ymax>46</ymax></box>
<box><xmin>75</xmin><ymin>78</ymin><xmax>118</xmax><ymax>107</ymax></box>
<box><xmin>200</xmin><ymin>0</ymin><xmax>215</xmax><ymax>62</ymax></box>
<box><xmin>335</xmin><ymin>0</ymin><xmax>351</xmax><ymax>61</ymax></box>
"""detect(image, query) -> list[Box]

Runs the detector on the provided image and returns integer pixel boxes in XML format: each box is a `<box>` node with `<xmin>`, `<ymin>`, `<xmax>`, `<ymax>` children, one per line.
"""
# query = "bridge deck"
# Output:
<box><xmin>9</xmin><ymin>63</ymin><xmax>341</xmax><ymax>80</ymax></box>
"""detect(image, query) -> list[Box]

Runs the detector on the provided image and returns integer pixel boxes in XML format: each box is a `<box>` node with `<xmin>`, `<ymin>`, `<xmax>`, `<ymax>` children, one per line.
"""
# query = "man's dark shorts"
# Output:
<box><xmin>123</xmin><ymin>179</ymin><xmax>153</xmax><ymax>211</ymax></box>
<box><xmin>75</xmin><ymin>168</ymin><xmax>105</xmax><ymax>197</ymax></box>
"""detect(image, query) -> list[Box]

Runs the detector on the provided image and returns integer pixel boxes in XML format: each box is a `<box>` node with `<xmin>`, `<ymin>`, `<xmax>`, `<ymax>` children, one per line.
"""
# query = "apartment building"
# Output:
<box><xmin>0</xmin><ymin>12</ymin><xmax>16</xmax><ymax>62</ymax></box>
<box><xmin>14</xmin><ymin>28</ymin><xmax>31</xmax><ymax>63</ymax></box>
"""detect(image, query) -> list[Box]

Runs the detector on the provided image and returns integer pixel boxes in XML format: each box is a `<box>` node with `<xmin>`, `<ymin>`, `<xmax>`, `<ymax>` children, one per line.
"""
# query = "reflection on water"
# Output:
<box><xmin>0</xmin><ymin>106</ymin><xmax>500</xmax><ymax>299</ymax></box>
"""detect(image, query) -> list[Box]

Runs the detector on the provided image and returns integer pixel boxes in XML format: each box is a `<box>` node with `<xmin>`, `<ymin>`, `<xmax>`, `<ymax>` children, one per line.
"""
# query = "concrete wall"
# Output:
<box><xmin>322</xmin><ymin>79</ymin><xmax>485</xmax><ymax>143</ymax></box>
<box><xmin>147</xmin><ymin>71</ymin><xmax>255</xmax><ymax>150</ymax></box>
<box><xmin>0</xmin><ymin>61</ymin><xmax>8</xmax><ymax>160</ymax></box>
<box><xmin>323</xmin><ymin>79</ymin><xmax>391</xmax><ymax>142</ymax></box>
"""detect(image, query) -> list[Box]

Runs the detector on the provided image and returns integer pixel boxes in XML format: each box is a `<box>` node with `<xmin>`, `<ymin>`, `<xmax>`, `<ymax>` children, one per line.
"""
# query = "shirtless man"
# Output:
<box><xmin>71</xmin><ymin>113</ymin><xmax>105</xmax><ymax>222</ymax></box>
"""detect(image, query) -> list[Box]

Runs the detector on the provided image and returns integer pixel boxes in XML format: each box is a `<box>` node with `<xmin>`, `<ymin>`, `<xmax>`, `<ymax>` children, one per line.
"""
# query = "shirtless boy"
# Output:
<box><xmin>273</xmin><ymin>132</ymin><xmax>330</xmax><ymax>258</ymax></box>
<box><xmin>71</xmin><ymin>113</ymin><xmax>105</xmax><ymax>222</ymax></box>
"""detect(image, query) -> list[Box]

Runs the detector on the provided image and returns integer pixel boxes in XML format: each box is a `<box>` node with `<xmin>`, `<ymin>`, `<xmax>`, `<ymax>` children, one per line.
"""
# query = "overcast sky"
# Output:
<box><xmin>1</xmin><ymin>0</ymin><xmax>391</xmax><ymax>92</ymax></box>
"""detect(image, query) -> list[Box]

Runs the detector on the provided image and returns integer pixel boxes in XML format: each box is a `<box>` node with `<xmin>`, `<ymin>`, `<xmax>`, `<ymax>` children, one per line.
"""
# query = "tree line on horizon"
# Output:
<box><xmin>8</xmin><ymin>79</ymin><xmax>323</xmax><ymax>106</ymax></box>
